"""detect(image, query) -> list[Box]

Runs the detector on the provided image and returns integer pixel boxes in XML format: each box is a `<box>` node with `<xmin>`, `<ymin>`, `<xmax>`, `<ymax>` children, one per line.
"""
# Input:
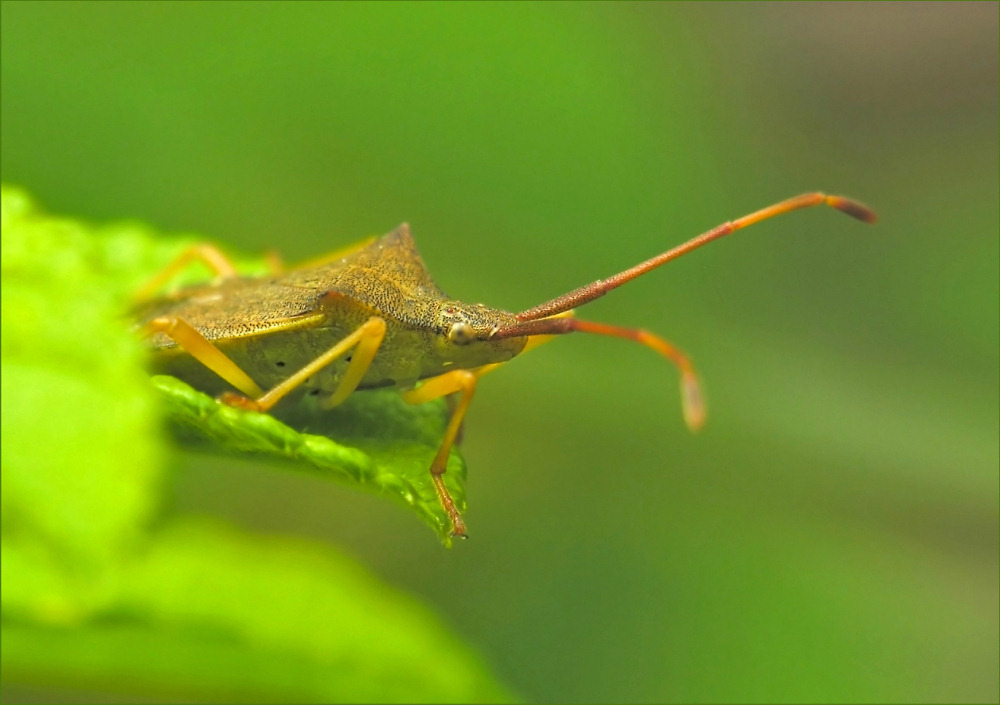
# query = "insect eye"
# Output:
<box><xmin>448</xmin><ymin>322</ymin><xmax>475</xmax><ymax>346</ymax></box>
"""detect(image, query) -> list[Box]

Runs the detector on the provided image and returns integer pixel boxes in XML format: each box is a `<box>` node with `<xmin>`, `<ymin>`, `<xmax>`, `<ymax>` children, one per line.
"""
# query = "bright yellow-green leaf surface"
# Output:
<box><xmin>0</xmin><ymin>185</ymin><xmax>509</xmax><ymax>703</ymax></box>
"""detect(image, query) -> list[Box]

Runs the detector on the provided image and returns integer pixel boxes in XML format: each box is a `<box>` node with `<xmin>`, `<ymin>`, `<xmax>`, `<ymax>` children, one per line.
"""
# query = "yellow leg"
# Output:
<box><xmin>136</xmin><ymin>237</ymin><xmax>371</xmax><ymax>301</ymax></box>
<box><xmin>147</xmin><ymin>315</ymin><xmax>386</xmax><ymax>414</ymax></box>
<box><xmin>288</xmin><ymin>236</ymin><xmax>378</xmax><ymax>270</ymax></box>
<box><xmin>318</xmin><ymin>316</ymin><xmax>386</xmax><ymax>409</ymax></box>
<box><xmin>261</xmin><ymin>237</ymin><xmax>375</xmax><ymax>276</ymax></box>
<box><xmin>143</xmin><ymin>316</ymin><xmax>264</xmax><ymax>398</ymax></box>
<box><xmin>221</xmin><ymin>316</ymin><xmax>387</xmax><ymax>413</ymax></box>
<box><xmin>403</xmin><ymin>369</ymin><xmax>487</xmax><ymax>537</ymax></box>
<box><xmin>263</xmin><ymin>249</ymin><xmax>285</xmax><ymax>275</ymax></box>
<box><xmin>134</xmin><ymin>244</ymin><xmax>241</xmax><ymax>302</ymax></box>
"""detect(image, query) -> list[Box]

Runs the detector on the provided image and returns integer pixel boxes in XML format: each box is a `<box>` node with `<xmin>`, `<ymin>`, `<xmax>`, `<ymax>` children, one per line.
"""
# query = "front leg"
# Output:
<box><xmin>402</xmin><ymin>369</ymin><xmax>485</xmax><ymax>538</ymax></box>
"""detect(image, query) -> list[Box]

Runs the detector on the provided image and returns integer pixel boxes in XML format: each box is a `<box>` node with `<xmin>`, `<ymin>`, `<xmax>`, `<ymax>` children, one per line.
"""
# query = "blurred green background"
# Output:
<box><xmin>2</xmin><ymin>2</ymin><xmax>996</xmax><ymax>702</ymax></box>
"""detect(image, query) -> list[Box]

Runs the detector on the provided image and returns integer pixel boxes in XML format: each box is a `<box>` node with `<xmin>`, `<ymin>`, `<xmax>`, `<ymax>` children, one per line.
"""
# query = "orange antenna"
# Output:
<box><xmin>492</xmin><ymin>192</ymin><xmax>876</xmax><ymax>432</ymax></box>
<box><xmin>509</xmin><ymin>192</ymin><xmax>876</xmax><ymax>324</ymax></box>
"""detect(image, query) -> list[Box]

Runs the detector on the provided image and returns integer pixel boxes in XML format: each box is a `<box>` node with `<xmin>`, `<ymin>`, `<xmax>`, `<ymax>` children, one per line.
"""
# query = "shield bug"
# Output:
<box><xmin>136</xmin><ymin>192</ymin><xmax>876</xmax><ymax>537</ymax></box>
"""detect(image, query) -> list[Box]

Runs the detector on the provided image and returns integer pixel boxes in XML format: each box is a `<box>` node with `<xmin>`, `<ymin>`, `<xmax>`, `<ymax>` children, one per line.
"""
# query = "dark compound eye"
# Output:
<box><xmin>447</xmin><ymin>321</ymin><xmax>474</xmax><ymax>346</ymax></box>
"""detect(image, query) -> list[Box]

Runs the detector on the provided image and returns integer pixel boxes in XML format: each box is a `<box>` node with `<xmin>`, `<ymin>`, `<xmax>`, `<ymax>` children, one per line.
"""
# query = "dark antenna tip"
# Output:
<box><xmin>828</xmin><ymin>196</ymin><xmax>878</xmax><ymax>224</ymax></box>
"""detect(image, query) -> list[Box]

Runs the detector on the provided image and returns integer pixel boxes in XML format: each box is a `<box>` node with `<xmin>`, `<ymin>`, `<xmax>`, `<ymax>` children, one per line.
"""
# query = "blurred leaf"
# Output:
<box><xmin>1</xmin><ymin>184</ymin><xmax>165</xmax><ymax>621</ymax></box>
<box><xmin>1</xmin><ymin>185</ymin><xmax>506</xmax><ymax>702</ymax></box>
<box><xmin>1</xmin><ymin>183</ymin><xmax>466</xmax><ymax>544</ymax></box>
<box><xmin>2</xmin><ymin>518</ymin><xmax>513</xmax><ymax>703</ymax></box>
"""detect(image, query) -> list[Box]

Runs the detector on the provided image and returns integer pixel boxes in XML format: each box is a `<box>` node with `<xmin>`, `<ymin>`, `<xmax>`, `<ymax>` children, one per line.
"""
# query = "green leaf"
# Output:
<box><xmin>1</xmin><ymin>183</ymin><xmax>466</xmax><ymax>544</ymax></box>
<box><xmin>153</xmin><ymin>375</ymin><xmax>467</xmax><ymax>544</ymax></box>
<box><xmin>3</xmin><ymin>518</ymin><xmax>512</xmax><ymax>703</ymax></box>
<box><xmin>1</xmin><ymin>185</ymin><xmax>165</xmax><ymax>621</ymax></box>
<box><xmin>1</xmin><ymin>185</ymin><xmax>508</xmax><ymax>702</ymax></box>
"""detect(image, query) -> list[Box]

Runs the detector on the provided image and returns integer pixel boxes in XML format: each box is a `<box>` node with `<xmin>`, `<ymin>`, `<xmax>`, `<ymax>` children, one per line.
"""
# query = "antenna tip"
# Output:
<box><xmin>681</xmin><ymin>371</ymin><xmax>706</xmax><ymax>433</ymax></box>
<box><xmin>827</xmin><ymin>196</ymin><xmax>878</xmax><ymax>224</ymax></box>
